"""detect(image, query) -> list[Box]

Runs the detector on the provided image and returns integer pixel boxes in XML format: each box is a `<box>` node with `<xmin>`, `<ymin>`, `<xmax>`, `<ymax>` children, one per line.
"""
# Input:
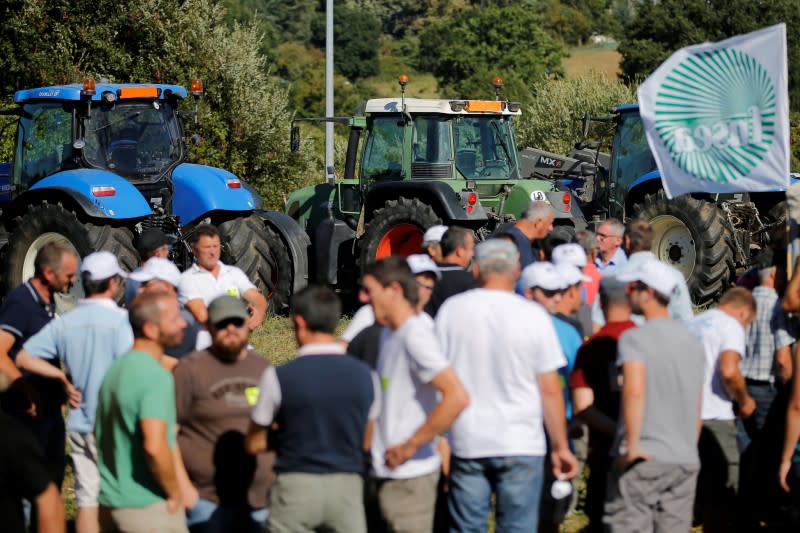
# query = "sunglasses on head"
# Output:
<box><xmin>213</xmin><ymin>317</ymin><xmax>246</xmax><ymax>329</ymax></box>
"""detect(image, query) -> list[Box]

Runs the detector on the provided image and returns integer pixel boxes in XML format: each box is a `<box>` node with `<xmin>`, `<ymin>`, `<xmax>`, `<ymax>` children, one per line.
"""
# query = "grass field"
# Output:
<box><xmin>563</xmin><ymin>45</ymin><xmax>622</xmax><ymax>80</ymax></box>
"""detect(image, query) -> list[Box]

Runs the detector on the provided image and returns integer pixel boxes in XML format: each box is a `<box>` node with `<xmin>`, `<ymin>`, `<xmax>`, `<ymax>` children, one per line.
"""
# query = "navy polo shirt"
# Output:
<box><xmin>505</xmin><ymin>226</ymin><xmax>537</xmax><ymax>269</ymax></box>
<box><xmin>0</xmin><ymin>281</ymin><xmax>62</xmax><ymax>414</ymax></box>
<box><xmin>0</xmin><ymin>281</ymin><xmax>56</xmax><ymax>359</ymax></box>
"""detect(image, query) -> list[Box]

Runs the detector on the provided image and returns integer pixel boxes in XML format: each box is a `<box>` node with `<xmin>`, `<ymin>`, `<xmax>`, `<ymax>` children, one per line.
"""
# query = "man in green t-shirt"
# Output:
<box><xmin>95</xmin><ymin>292</ymin><xmax>188</xmax><ymax>533</ymax></box>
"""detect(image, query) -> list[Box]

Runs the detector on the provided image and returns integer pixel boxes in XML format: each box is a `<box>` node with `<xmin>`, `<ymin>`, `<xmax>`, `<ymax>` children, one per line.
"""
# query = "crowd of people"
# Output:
<box><xmin>2</xmin><ymin>200</ymin><xmax>800</xmax><ymax>533</ymax></box>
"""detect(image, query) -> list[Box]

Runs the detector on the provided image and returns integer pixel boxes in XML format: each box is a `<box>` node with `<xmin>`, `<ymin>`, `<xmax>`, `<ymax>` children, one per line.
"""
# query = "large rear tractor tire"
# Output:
<box><xmin>633</xmin><ymin>191</ymin><xmax>734</xmax><ymax>308</ymax></box>
<box><xmin>2</xmin><ymin>202</ymin><xmax>138</xmax><ymax>309</ymax></box>
<box><xmin>359</xmin><ymin>197</ymin><xmax>441</xmax><ymax>268</ymax></box>
<box><xmin>219</xmin><ymin>216</ymin><xmax>292</xmax><ymax>315</ymax></box>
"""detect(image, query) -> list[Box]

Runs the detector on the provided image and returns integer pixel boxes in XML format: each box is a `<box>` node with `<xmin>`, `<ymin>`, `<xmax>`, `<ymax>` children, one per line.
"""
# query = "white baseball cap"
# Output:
<box><xmin>559</xmin><ymin>264</ymin><xmax>591</xmax><ymax>286</ymax></box>
<box><xmin>616</xmin><ymin>259</ymin><xmax>678</xmax><ymax>298</ymax></box>
<box><xmin>129</xmin><ymin>257</ymin><xmax>182</xmax><ymax>287</ymax></box>
<box><xmin>520</xmin><ymin>262</ymin><xmax>567</xmax><ymax>291</ymax></box>
<box><xmin>423</xmin><ymin>225</ymin><xmax>449</xmax><ymax>244</ymax></box>
<box><xmin>80</xmin><ymin>251</ymin><xmax>128</xmax><ymax>281</ymax></box>
<box><xmin>551</xmin><ymin>243</ymin><xmax>588</xmax><ymax>268</ymax></box>
<box><xmin>407</xmin><ymin>254</ymin><xmax>441</xmax><ymax>280</ymax></box>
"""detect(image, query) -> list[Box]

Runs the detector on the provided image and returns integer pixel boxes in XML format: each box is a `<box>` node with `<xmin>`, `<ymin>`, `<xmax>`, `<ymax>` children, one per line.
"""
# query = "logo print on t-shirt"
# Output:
<box><xmin>244</xmin><ymin>386</ymin><xmax>260</xmax><ymax>406</ymax></box>
<box><xmin>226</xmin><ymin>287</ymin><xmax>241</xmax><ymax>298</ymax></box>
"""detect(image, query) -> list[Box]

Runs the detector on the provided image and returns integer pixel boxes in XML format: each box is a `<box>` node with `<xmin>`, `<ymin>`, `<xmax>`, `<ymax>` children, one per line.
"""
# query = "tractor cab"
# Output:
<box><xmin>12</xmin><ymin>80</ymin><xmax>193</xmax><ymax>196</ymax></box>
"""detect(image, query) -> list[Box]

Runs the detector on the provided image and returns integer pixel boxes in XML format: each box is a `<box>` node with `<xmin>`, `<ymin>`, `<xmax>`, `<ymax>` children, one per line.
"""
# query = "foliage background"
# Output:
<box><xmin>0</xmin><ymin>0</ymin><xmax>798</xmax><ymax>211</ymax></box>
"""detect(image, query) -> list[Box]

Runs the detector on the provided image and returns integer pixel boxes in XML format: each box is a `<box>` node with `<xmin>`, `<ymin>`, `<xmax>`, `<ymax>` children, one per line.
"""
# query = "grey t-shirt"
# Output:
<box><xmin>614</xmin><ymin>318</ymin><xmax>705</xmax><ymax>465</ymax></box>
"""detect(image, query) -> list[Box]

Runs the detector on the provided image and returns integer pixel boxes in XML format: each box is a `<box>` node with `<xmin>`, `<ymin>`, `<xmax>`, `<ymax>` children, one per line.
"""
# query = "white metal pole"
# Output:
<box><xmin>325</xmin><ymin>0</ymin><xmax>334</xmax><ymax>185</ymax></box>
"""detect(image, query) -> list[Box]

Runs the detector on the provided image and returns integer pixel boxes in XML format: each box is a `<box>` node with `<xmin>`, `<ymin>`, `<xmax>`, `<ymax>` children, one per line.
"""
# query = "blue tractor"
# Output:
<box><xmin>521</xmin><ymin>103</ymin><xmax>793</xmax><ymax>307</ymax></box>
<box><xmin>0</xmin><ymin>80</ymin><xmax>308</xmax><ymax>312</ymax></box>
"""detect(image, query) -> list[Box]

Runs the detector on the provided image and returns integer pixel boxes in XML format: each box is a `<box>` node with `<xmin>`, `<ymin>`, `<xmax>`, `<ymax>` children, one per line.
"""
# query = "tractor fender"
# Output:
<box><xmin>629</xmin><ymin>170</ymin><xmax>662</xmax><ymax>191</ymax></box>
<box><xmin>254</xmin><ymin>209</ymin><xmax>311</xmax><ymax>294</ymax></box>
<box><xmin>17</xmin><ymin>169</ymin><xmax>152</xmax><ymax>220</ymax></box>
<box><xmin>365</xmin><ymin>181</ymin><xmax>488</xmax><ymax>223</ymax></box>
<box><xmin>172</xmin><ymin>163</ymin><xmax>257</xmax><ymax>225</ymax></box>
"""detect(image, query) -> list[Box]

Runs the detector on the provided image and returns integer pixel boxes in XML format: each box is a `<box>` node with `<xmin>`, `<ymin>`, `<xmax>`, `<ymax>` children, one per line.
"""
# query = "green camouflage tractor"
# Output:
<box><xmin>285</xmin><ymin>77</ymin><xmax>584</xmax><ymax>292</ymax></box>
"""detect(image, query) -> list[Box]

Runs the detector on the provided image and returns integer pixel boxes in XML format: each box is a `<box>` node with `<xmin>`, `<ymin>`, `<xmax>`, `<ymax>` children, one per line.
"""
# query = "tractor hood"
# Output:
<box><xmin>171</xmin><ymin>163</ymin><xmax>257</xmax><ymax>224</ymax></box>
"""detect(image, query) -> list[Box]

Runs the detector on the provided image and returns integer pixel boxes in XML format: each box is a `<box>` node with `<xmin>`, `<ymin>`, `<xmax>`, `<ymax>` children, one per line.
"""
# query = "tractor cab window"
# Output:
<box><xmin>83</xmin><ymin>100</ymin><xmax>182</xmax><ymax>181</ymax></box>
<box><xmin>361</xmin><ymin>115</ymin><xmax>404</xmax><ymax>182</ymax></box>
<box><xmin>612</xmin><ymin>112</ymin><xmax>657</xmax><ymax>187</ymax></box>
<box><xmin>14</xmin><ymin>103</ymin><xmax>74</xmax><ymax>188</ymax></box>
<box><xmin>411</xmin><ymin>116</ymin><xmax>452</xmax><ymax>179</ymax></box>
<box><xmin>453</xmin><ymin>116</ymin><xmax>517</xmax><ymax>179</ymax></box>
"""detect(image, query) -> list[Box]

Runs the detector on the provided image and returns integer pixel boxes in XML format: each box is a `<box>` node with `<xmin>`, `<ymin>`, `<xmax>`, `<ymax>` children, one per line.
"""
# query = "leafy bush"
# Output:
<box><xmin>516</xmin><ymin>74</ymin><xmax>636</xmax><ymax>154</ymax></box>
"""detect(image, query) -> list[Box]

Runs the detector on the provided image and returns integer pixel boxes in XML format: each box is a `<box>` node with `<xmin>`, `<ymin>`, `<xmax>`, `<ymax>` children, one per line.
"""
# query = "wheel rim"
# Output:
<box><xmin>22</xmin><ymin>232</ymin><xmax>83</xmax><ymax>312</ymax></box>
<box><xmin>376</xmin><ymin>224</ymin><xmax>424</xmax><ymax>259</ymax></box>
<box><xmin>649</xmin><ymin>215</ymin><xmax>696</xmax><ymax>279</ymax></box>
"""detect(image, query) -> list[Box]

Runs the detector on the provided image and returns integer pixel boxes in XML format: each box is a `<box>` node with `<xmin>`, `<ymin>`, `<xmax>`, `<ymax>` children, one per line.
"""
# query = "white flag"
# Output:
<box><xmin>637</xmin><ymin>24</ymin><xmax>790</xmax><ymax>199</ymax></box>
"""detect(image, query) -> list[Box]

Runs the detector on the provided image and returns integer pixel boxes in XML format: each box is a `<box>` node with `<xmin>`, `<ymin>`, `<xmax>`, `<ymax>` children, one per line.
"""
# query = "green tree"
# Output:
<box><xmin>0</xmin><ymin>0</ymin><xmax>317</xmax><ymax>209</ymax></box>
<box><xmin>417</xmin><ymin>4</ymin><xmax>566</xmax><ymax>99</ymax></box>
<box><xmin>515</xmin><ymin>74</ymin><xmax>636</xmax><ymax>154</ymax></box>
<box><xmin>619</xmin><ymin>0</ymin><xmax>800</xmax><ymax>110</ymax></box>
<box><xmin>311</xmin><ymin>5</ymin><xmax>381</xmax><ymax>80</ymax></box>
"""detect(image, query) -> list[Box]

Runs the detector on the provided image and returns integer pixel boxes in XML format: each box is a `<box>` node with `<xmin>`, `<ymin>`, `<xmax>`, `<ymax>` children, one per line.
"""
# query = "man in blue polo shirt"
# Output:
<box><xmin>16</xmin><ymin>251</ymin><xmax>133</xmax><ymax>533</ymax></box>
<box><xmin>502</xmin><ymin>200</ymin><xmax>555</xmax><ymax>269</ymax></box>
<box><xmin>247</xmin><ymin>286</ymin><xmax>379</xmax><ymax>533</ymax></box>
<box><xmin>0</xmin><ymin>241</ymin><xmax>78</xmax><ymax>490</ymax></box>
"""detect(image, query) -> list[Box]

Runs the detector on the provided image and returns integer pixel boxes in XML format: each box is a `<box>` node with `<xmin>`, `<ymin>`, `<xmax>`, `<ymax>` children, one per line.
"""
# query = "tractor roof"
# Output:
<box><xmin>365</xmin><ymin>97</ymin><xmax>522</xmax><ymax>116</ymax></box>
<box><xmin>14</xmin><ymin>83</ymin><xmax>188</xmax><ymax>103</ymax></box>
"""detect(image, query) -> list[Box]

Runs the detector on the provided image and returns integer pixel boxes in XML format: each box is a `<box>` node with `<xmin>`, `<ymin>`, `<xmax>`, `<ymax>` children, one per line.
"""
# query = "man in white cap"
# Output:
<box><xmin>436</xmin><ymin>241</ymin><xmax>576</xmax><ymax>531</ymax></box>
<box><xmin>552</xmin><ymin>243</ymin><xmax>595</xmax><ymax>337</ymax></box>
<box><xmin>604</xmin><ymin>259</ymin><xmax>705</xmax><ymax>533</ymax></box>
<box><xmin>520</xmin><ymin>262</ymin><xmax>584</xmax><ymax>532</ymax></box>
<box><xmin>15</xmin><ymin>251</ymin><xmax>133</xmax><ymax>533</ymax></box>
<box><xmin>129</xmin><ymin>258</ymin><xmax>210</xmax><ymax>367</ymax></box>
<box><xmin>422</xmin><ymin>225</ymin><xmax>449</xmax><ymax>263</ymax></box>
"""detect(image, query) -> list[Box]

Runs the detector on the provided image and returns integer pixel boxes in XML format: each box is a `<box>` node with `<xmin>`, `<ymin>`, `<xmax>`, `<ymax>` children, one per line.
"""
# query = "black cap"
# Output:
<box><xmin>137</xmin><ymin>229</ymin><xmax>173</xmax><ymax>256</ymax></box>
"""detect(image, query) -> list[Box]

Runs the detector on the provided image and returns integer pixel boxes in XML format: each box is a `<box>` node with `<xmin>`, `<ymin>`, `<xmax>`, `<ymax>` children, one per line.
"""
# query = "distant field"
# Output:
<box><xmin>563</xmin><ymin>46</ymin><xmax>622</xmax><ymax>80</ymax></box>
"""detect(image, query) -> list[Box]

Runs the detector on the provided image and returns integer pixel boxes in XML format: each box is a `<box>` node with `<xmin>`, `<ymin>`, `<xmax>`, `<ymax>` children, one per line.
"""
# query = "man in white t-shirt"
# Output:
<box><xmin>178</xmin><ymin>224</ymin><xmax>267</xmax><ymax>330</ymax></box>
<box><xmin>435</xmin><ymin>239</ymin><xmax>577</xmax><ymax>532</ymax></box>
<box><xmin>687</xmin><ymin>287</ymin><xmax>756</xmax><ymax>532</ymax></box>
<box><xmin>360</xmin><ymin>256</ymin><xmax>468</xmax><ymax>533</ymax></box>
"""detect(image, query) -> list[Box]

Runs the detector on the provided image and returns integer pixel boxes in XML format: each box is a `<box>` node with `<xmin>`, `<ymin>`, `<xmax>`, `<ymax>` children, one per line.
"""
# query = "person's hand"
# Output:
<box><xmin>65</xmin><ymin>382</ymin><xmax>82</xmax><ymax>409</ymax></box>
<box><xmin>615</xmin><ymin>449</ymin><xmax>651</xmax><ymax>472</ymax></box>
<box><xmin>166</xmin><ymin>496</ymin><xmax>183</xmax><ymax>515</ymax></box>
<box><xmin>739</xmin><ymin>396</ymin><xmax>757</xmax><ymax>420</ymax></box>
<box><xmin>246</xmin><ymin>308</ymin><xmax>265</xmax><ymax>331</ymax></box>
<box><xmin>780</xmin><ymin>459</ymin><xmax>793</xmax><ymax>493</ymax></box>
<box><xmin>550</xmin><ymin>447</ymin><xmax>579</xmax><ymax>480</ymax></box>
<box><xmin>182</xmin><ymin>484</ymin><xmax>199</xmax><ymax>510</ymax></box>
<box><xmin>385</xmin><ymin>440</ymin><xmax>419</xmax><ymax>469</ymax></box>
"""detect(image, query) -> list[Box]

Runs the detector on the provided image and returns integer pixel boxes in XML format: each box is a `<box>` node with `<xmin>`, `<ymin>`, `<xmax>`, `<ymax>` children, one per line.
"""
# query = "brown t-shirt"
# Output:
<box><xmin>174</xmin><ymin>349</ymin><xmax>275</xmax><ymax>509</ymax></box>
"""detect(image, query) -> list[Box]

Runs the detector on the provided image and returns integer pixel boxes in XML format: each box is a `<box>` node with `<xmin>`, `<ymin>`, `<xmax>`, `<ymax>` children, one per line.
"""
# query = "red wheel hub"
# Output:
<box><xmin>376</xmin><ymin>224</ymin><xmax>424</xmax><ymax>259</ymax></box>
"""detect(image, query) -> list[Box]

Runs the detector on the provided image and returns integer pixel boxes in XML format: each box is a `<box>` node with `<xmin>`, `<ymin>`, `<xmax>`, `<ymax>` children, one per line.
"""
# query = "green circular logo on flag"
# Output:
<box><xmin>654</xmin><ymin>48</ymin><xmax>776</xmax><ymax>183</ymax></box>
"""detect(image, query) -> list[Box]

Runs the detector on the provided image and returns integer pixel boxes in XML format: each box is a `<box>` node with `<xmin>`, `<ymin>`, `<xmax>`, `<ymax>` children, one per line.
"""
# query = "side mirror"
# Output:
<box><xmin>290</xmin><ymin>126</ymin><xmax>300</xmax><ymax>152</ymax></box>
<box><xmin>582</xmin><ymin>112</ymin><xmax>591</xmax><ymax>139</ymax></box>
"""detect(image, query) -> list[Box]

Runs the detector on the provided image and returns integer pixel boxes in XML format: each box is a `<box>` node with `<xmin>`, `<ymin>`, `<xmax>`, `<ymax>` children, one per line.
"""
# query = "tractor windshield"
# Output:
<box><xmin>610</xmin><ymin>111</ymin><xmax>657</xmax><ymax>187</ymax></box>
<box><xmin>83</xmin><ymin>100</ymin><xmax>183</xmax><ymax>181</ymax></box>
<box><xmin>453</xmin><ymin>116</ymin><xmax>519</xmax><ymax>180</ymax></box>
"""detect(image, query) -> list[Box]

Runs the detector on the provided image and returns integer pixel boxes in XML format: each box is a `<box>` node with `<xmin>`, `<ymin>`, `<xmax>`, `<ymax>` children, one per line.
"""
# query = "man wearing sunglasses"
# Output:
<box><xmin>172</xmin><ymin>295</ymin><xmax>274</xmax><ymax>533</ymax></box>
<box><xmin>520</xmin><ymin>262</ymin><xmax>584</xmax><ymax>532</ymax></box>
<box><xmin>604</xmin><ymin>260</ymin><xmax>705</xmax><ymax>533</ymax></box>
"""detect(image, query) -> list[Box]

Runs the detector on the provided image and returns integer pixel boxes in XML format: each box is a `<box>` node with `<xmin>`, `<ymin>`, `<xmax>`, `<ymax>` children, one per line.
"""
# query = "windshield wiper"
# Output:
<box><xmin>91</xmin><ymin>111</ymin><xmax>141</xmax><ymax>133</ymax></box>
<box><xmin>490</xmin><ymin>120</ymin><xmax>518</xmax><ymax>178</ymax></box>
